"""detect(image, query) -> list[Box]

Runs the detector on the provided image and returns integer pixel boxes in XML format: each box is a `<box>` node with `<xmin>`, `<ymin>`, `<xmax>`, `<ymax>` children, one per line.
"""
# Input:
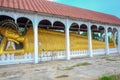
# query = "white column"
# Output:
<box><xmin>15</xmin><ymin>19</ymin><xmax>17</xmax><ymax>24</ymax></box>
<box><xmin>105</xmin><ymin>27</ymin><xmax>109</xmax><ymax>55</ymax></box>
<box><xmin>14</xmin><ymin>15</ymin><xmax>17</xmax><ymax>50</ymax></box>
<box><xmin>113</xmin><ymin>32</ymin><xmax>117</xmax><ymax>47</ymax></box>
<box><xmin>88</xmin><ymin>23</ymin><xmax>93</xmax><ymax>57</ymax></box>
<box><xmin>78</xmin><ymin>27</ymin><xmax>80</xmax><ymax>34</ymax></box>
<box><xmin>65</xmin><ymin>19</ymin><xmax>70</xmax><ymax>60</ymax></box>
<box><xmin>14</xmin><ymin>14</ymin><xmax>17</xmax><ymax>24</ymax></box>
<box><xmin>118</xmin><ymin>28</ymin><xmax>120</xmax><ymax>53</ymax></box>
<box><xmin>33</xmin><ymin>16</ymin><xmax>39</xmax><ymax>63</ymax></box>
<box><xmin>100</xmin><ymin>30</ymin><xmax>104</xmax><ymax>41</ymax></box>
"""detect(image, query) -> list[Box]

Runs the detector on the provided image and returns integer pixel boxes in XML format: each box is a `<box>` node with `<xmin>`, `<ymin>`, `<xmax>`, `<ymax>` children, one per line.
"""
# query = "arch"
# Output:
<box><xmin>107</xmin><ymin>27</ymin><xmax>114</xmax><ymax>47</ymax></box>
<box><xmin>53</xmin><ymin>19</ymin><xmax>65</xmax><ymax>26</ymax></box>
<box><xmin>38</xmin><ymin>19</ymin><xmax>52</xmax><ymax>29</ymax></box>
<box><xmin>108</xmin><ymin>27</ymin><xmax>112</xmax><ymax>32</ymax></box>
<box><xmin>91</xmin><ymin>25</ymin><xmax>99</xmax><ymax>40</ymax></box>
<box><xmin>0</xmin><ymin>15</ymin><xmax>16</xmax><ymax>30</ymax></box>
<box><xmin>17</xmin><ymin>17</ymin><xmax>33</xmax><ymax>28</ymax></box>
<box><xmin>16</xmin><ymin>14</ymin><xmax>33</xmax><ymax>23</ymax></box>
<box><xmin>79</xmin><ymin>24</ymin><xmax>88</xmax><ymax>36</ymax></box>
<box><xmin>98</xmin><ymin>26</ymin><xmax>105</xmax><ymax>35</ymax></box>
<box><xmin>70</xmin><ymin>23</ymin><xmax>79</xmax><ymax>32</ymax></box>
<box><xmin>98</xmin><ymin>26</ymin><xmax>105</xmax><ymax>41</ymax></box>
<box><xmin>0</xmin><ymin>15</ymin><xmax>15</xmax><ymax>22</ymax></box>
<box><xmin>108</xmin><ymin>27</ymin><xmax>113</xmax><ymax>42</ymax></box>
<box><xmin>99</xmin><ymin>26</ymin><xmax>105</xmax><ymax>31</ymax></box>
<box><xmin>17</xmin><ymin>17</ymin><xmax>33</xmax><ymax>35</ymax></box>
<box><xmin>38</xmin><ymin>20</ymin><xmax>65</xmax><ymax>52</ymax></box>
<box><xmin>0</xmin><ymin>12</ymin><xmax>15</xmax><ymax>20</ymax></box>
<box><xmin>70</xmin><ymin>21</ymin><xmax>79</xmax><ymax>27</ymax></box>
<box><xmin>80</xmin><ymin>24</ymin><xmax>87</xmax><ymax>32</ymax></box>
<box><xmin>0</xmin><ymin>15</ymin><xmax>23</xmax><ymax>51</ymax></box>
<box><xmin>113</xmin><ymin>28</ymin><xmax>118</xmax><ymax>34</ymax></box>
<box><xmin>53</xmin><ymin>21</ymin><xmax>65</xmax><ymax>31</ymax></box>
<box><xmin>113</xmin><ymin>28</ymin><xmax>118</xmax><ymax>46</ymax></box>
<box><xmin>91</xmin><ymin>25</ymin><xmax>98</xmax><ymax>32</ymax></box>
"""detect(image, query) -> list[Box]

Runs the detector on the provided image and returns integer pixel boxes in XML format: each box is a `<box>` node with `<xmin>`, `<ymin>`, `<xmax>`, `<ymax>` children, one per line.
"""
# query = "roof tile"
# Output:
<box><xmin>0</xmin><ymin>0</ymin><xmax>120</xmax><ymax>25</ymax></box>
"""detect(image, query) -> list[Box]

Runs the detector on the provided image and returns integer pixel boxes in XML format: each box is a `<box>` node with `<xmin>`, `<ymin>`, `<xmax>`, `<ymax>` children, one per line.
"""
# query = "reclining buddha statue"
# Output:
<box><xmin>0</xmin><ymin>20</ymin><xmax>25</xmax><ymax>55</ymax></box>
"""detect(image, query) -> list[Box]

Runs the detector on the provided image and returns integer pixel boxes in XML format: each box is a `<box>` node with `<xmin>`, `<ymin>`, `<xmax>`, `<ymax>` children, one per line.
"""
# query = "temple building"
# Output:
<box><xmin>0</xmin><ymin>0</ymin><xmax>120</xmax><ymax>65</ymax></box>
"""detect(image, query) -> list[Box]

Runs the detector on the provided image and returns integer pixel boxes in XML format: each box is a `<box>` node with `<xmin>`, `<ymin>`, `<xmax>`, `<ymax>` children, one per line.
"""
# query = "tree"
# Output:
<box><xmin>80</xmin><ymin>32</ymin><xmax>87</xmax><ymax>36</ymax></box>
<box><xmin>92</xmin><ymin>33</ymin><xmax>100</xmax><ymax>40</ymax></box>
<box><xmin>116</xmin><ymin>36</ymin><xmax>118</xmax><ymax>45</ymax></box>
<box><xmin>108</xmin><ymin>36</ymin><xmax>111</xmax><ymax>43</ymax></box>
<box><xmin>18</xmin><ymin>28</ymin><xmax>26</xmax><ymax>35</ymax></box>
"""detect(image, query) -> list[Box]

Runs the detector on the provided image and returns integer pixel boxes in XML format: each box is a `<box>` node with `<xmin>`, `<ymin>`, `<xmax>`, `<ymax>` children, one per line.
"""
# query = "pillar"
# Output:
<box><xmin>100</xmin><ymin>32</ymin><xmax>102</xmax><ymax>41</ymax></box>
<box><xmin>14</xmin><ymin>15</ymin><xmax>17</xmax><ymax>50</ymax></box>
<box><xmin>33</xmin><ymin>16</ymin><xmax>39</xmax><ymax>63</ymax></box>
<box><xmin>65</xmin><ymin>19</ymin><xmax>70</xmax><ymax>60</ymax></box>
<box><xmin>118</xmin><ymin>28</ymin><xmax>120</xmax><ymax>53</ymax></box>
<box><xmin>88</xmin><ymin>23</ymin><xmax>93</xmax><ymax>57</ymax></box>
<box><xmin>14</xmin><ymin>14</ymin><xmax>18</xmax><ymax>24</ymax></box>
<box><xmin>100</xmin><ymin>30</ymin><xmax>104</xmax><ymax>41</ymax></box>
<box><xmin>105</xmin><ymin>27</ymin><xmax>109</xmax><ymax>55</ymax></box>
<box><xmin>78</xmin><ymin>27</ymin><xmax>80</xmax><ymax>34</ymax></box>
<box><xmin>113</xmin><ymin>32</ymin><xmax>117</xmax><ymax>48</ymax></box>
<box><xmin>15</xmin><ymin>19</ymin><xmax>17</xmax><ymax>24</ymax></box>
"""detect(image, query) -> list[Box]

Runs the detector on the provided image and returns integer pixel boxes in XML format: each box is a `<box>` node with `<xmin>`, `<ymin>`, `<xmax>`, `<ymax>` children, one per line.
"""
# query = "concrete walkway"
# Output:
<box><xmin>0</xmin><ymin>53</ymin><xmax>120</xmax><ymax>80</ymax></box>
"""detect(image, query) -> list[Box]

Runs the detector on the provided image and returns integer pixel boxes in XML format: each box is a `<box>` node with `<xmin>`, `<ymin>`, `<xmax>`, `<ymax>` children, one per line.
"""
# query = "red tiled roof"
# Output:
<box><xmin>0</xmin><ymin>0</ymin><xmax>120</xmax><ymax>25</ymax></box>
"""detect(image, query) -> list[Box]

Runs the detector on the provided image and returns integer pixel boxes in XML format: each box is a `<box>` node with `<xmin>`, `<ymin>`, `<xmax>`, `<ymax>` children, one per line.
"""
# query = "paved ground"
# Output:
<box><xmin>0</xmin><ymin>53</ymin><xmax>120</xmax><ymax>80</ymax></box>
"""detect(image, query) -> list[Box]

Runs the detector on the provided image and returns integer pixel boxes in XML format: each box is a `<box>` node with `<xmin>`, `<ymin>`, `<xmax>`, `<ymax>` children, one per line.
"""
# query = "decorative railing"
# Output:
<box><xmin>93</xmin><ymin>49</ymin><xmax>105</xmax><ymax>56</ymax></box>
<box><xmin>109</xmin><ymin>48</ymin><xmax>118</xmax><ymax>54</ymax></box>
<box><xmin>38</xmin><ymin>50</ymin><xmax>89</xmax><ymax>62</ymax></box>
<box><xmin>0</xmin><ymin>48</ymin><xmax>118</xmax><ymax>65</ymax></box>
<box><xmin>39</xmin><ymin>51</ymin><xmax>66</xmax><ymax>62</ymax></box>
<box><xmin>0</xmin><ymin>53</ymin><xmax>34</xmax><ymax>65</ymax></box>
<box><xmin>70</xmin><ymin>50</ymin><xmax>88</xmax><ymax>58</ymax></box>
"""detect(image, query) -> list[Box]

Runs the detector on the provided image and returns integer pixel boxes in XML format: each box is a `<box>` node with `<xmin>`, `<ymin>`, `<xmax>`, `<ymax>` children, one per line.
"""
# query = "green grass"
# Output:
<box><xmin>63</xmin><ymin>66</ymin><xmax>74</xmax><ymax>70</ymax></box>
<box><xmin>101</xmin><ymin>56</ymin><xmax>116</xmax><ymax>61</ymax></box>
<box><xmin>105</xmin><ymin>58</ymin><xmax>116</xmax><ymax>61</ymax></box>
<box><xmin>58</xmin><ymin>62</ymin><xmax>91</xmax><ymax>70</ymax></box>
<box><xmin>72</xmin><ymin>62</ymin><xmax>91</xmax><ymax>67</ymax></box>
<box><xmin>98</xmin><ymin>74</ymin><xmax>120</xmax><ymax>80</ymax></box>
<box><xmin>55</xmin><ymin>75</ymin><xmax>69</xmax><ymax>78</ymax></box>
<box><xmin>101</xmin><ymin>57</ymin><xmax>108</xmax><ymax>59</ymax></box>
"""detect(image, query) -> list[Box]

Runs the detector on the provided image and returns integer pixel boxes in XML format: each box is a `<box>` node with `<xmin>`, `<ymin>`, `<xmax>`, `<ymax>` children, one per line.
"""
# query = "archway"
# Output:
<box><xmin>0</xmin><ymin>15</ymin><xmax>15</xmax><ymax>28</ymax></box>
<box><xmin>38</xmin><ymin>20</ymin><xmax>66</xmax><ymax>53</ymax></box>
<box><xmin>113</xmin><ymin>28</ymin><xmax>118</xmax><ymax>47</ymax></box>
<box><xmin>80</xmin><ymin>24</ymin><xmax>88</xmax><ymax>36</ymax></box>
<box><xmin>0</xmin><ymin>15</ymin><xmax>15</xmax><ymax>43</ymax></box>
<box><xmin>108</xmin><ymin>27</ymin><xmax>114</xmax><ymax>48</ymax></box>
<box><xmin>0</xmin><ymin>15</ymin><xmax>14</xmax><ymax>22</ymax></box>
<box><xmin>38</xmin><ymin>19</ymin><xmax>52</xmax><ymax>29</ymax></box>
<box><xmin>0</xmin><ymin>15</ymin><xmax>14</xmax><ymax>47</ymax></box>
<box><xmin>38</xmin><ymin>19</ymin><xmax>52</xmax><ymax>52</ymax></box>
<box><xmin>97</xmin><ymin>26</ymin><xmax>106</xmax><ymax>49</ymax></box>
<box><xmin>98</xmin><ymin>26</ymin><xmax>105</xmax><ymax>41</ymax></box>
<box><xmin>52</xmin><ymin>21</ymin><xmax>65</xmax><ymax>32</ymax></box>
<box><xmin>17</xmin><ymin>17</ymin><xmax>33</xmax><ymax>53</ymax></box>
<box><xmin>78</xmin><ymin>24</ymin><xmax>88</xmax><ymax>50</ymax></box>
<box><xmin>69</xmin><ymin>23</ymin><xmax>80</xmax><ymax>50</ymax></box>
<box><xmin>91</xmin><ymin>25</ymin><xmax>98</xmax><ymax>40</ymax></box>
<box><xmin>70</xmin><ymin>23</ymin><xmax>79</xmax><ymax>34</ymax></box>
<box><xmin>91</xmin><ymin>25</ymin><xmax>99</xmax><ymax>49</ymax></box>
<box><xmin>17</xmin><ymin>17</ymin><xmax>33</xmax><ymax>35</ymax></box>
<box><xmin>0</xmin><ymin>15</ymin><xmax>24</xmax><ymax>55</ymax></box>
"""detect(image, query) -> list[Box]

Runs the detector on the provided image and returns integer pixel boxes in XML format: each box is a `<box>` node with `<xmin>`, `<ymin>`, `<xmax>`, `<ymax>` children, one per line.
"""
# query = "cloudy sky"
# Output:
<box><xmin>48</xmin><ymin>0</ymin><xmax>120</xmax><ymax>18</ymax></box>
